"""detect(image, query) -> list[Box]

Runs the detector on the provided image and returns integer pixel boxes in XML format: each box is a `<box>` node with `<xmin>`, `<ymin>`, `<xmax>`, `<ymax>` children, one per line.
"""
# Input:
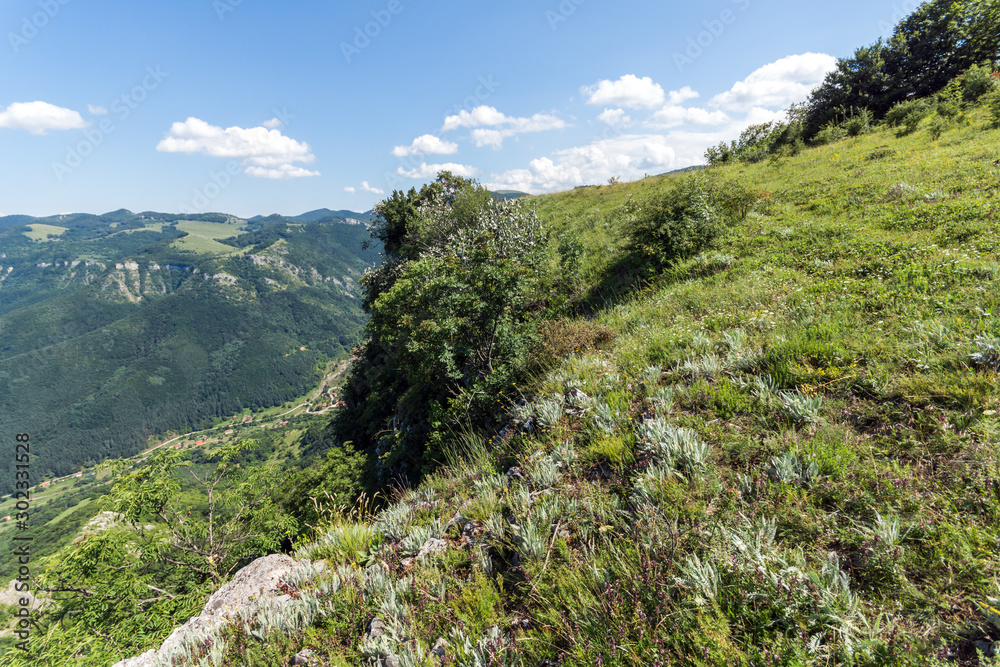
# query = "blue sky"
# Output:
<box><xmin>0</xmin><ymin>0</ymin><xmax>916</xmax><ymax>218</ymax></box>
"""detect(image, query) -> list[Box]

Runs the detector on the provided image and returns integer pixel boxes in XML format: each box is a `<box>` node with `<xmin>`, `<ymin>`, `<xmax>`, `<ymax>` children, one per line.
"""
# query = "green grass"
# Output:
<box><xmin>219</xmin><ymin>106</ymin><xmax>996</xmax><ymax>666</ymax></box>
<box><xmin>23</xmin><ymin>223</ymin><xmax>68</xmax><ymax>240</ymax></box>
<box><xmin>171</xmin><ymin>220</ymin><xmax>248</xmax><ymax>255</ymax></box>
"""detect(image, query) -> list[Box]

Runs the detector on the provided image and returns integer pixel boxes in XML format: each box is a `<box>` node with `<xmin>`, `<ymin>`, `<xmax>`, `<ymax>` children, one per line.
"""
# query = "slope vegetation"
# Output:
<box><xmin>77</xmin><ymin>105</ymin><xmax>1000</xmax><ymax>667</ymax></box>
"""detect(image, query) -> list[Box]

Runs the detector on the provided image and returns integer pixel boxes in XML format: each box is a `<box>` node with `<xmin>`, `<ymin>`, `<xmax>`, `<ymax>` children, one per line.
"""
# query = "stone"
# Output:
<box><xmin>289</xmin><ymin>648</ymin><xmax>315</xmax><ymax>666</ymax></box>
<box><xmin>382</xmin><ymin>656</ymin><xmax>401</xmax><ymax>667</ymax></box>
<box><xmin>113</xmin><ymin>554</ymin><xmax>306</xmax><ymax>667</ymax></box>
<box><xmin>416</xmin><ymin>537</ymin><xmax>448</xmax><ymax>560</ymax></box>
<box><xmin>431</xmin><ymin>637</ymin><xmax>448</xmax><ymax>659</ymax></box>
<box><xmin>505</xmin><ymin>467</ymin><xmax>526</xmax><ymax>482</ymax></box>
<box><xmin>367</xmin><ymin>617</ymin><xmax>389</xmax><ymax>639</ymax></box>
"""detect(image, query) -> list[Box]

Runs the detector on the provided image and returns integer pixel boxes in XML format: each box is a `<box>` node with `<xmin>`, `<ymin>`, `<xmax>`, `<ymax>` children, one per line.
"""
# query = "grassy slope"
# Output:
<box><xmin>82</xmin><ymin>110</ymin><xmax>1000</xmax><ymax>665</ymax></box>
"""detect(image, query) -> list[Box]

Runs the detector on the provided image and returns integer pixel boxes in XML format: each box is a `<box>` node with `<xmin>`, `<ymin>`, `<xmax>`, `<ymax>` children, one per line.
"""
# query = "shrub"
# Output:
<box><xmin>987</xmin><ymin>89</ymin><xmax>1000</xmax><ymax>128</ymax></box>
<box><xmin>961</xmin><ymin>64</ymin><xmax>998</xmax><ymax>103</ymax></box>
<box><xmin>628</xmin><ymin>174</ymin><xmax>720</xmax><ymax>267</ymax></box>
<box><xmin>928</xmin><ymin>115</ymin><xmax>948</xmax><ymax>139</ymax></box>
<box><xmin>715</xmin><ymin>179</ymin><xmax>761</xmax><ymax>221</ymax></box>
<box><xmin>812</xmin><ymin>122</ymin><xmax>848</xmax><ymax>145</ymax></box>
<box><xmin>884</xmin><ymin>98</ymin><xmax>934</xmax><ymax>134</ymax></box>
<box><xmin>844</xmin><ymin>108</ymin><xmax>873</xmax><ymax>137</ymax></box>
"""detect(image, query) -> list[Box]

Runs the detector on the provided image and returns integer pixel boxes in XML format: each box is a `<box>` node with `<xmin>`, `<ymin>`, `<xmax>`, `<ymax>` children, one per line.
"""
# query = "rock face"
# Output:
<box><xmin>113</xmin><ymin>554</ymin><xmax>302</xmax><ymax>667</ymax></box>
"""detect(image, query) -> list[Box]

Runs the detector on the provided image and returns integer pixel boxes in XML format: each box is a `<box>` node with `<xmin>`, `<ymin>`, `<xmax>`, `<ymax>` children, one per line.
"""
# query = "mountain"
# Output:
<box><xmin>247</xmin><ymin>208</ymin><xmax>375</xmax><ymax>223</ymax></box>
<box><xmin>0</xmin><ymin>212</ymin><xmax>380</xmax><ymax>483</ymax></box>
<box><xmin>491</xmin><ymin>190</ymin><xmax>530</xmax><ymax>200</ymax></box>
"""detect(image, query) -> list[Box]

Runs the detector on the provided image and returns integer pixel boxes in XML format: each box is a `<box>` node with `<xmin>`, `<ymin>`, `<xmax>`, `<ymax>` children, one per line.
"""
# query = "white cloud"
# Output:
<box><xmin>0</xmin><ymin>101</ymin><xmax>88</xmax><ymax>135</ymax></box>
<box><xmin>488</xmin><ymin>133</ymin><xmax>694</xmax><ymax>193</ymax></box>
<box><xmin>88</xmin><ymin>104</ymin><xmax>108</xmax><ymax>115</ymax></box>
<box><xmin>710</xmin><ymin>53</ymin><xmax>836</xmax><ymax>111</ymax></box>
<box><xmin>156</xmin><ymin>117</ymin><xmax>319</xmax><ymax>179</ymax></box>
<box><xmin>262</xmin><ymin>117</ymin><xmax>283</xmax><ymax>129</ymax></box>
<box><xmin>245</xmin><ymin>164</ymin><xmax>322</xmax><ymax>180</ymax></box>
<box><xmin>442</xmin><ymin>106</ymin><xmax>509</xmax><ymax>131</ymax></box>
<box><xmin>344</xmin><ymin>181</ymin><xmax>384</xmax><ymax>194</ymax></box>
<box><xmin>582</xmin><ymin>75</ymin><xmax>665</xmax><ymax>109</ymax></box>
<box><xmin>396</xmin><ymin>162</ymin><xmax>479</xmax><ymax>179</ymax></box>
<box><xmin>391</xmin><ymin>134</ymin><xmax>458</xmax><ymax>157</ymax></box>
<box><xmin>597</xmin><ymin>108</ymin><xmax>632</xmax><ymax>126</ymax></box>
<box><xmin>668</xmin><ymin>86</ymin><xmax>700</xmax><ymax>105</ymax></box>
<box><xmin>441</xmin><ymin>105</ymin><xmax>565</xmax><ymax>148</ymax></box>
<box><xmin>646</xmin><ymin>105</ymin><xmax>730</xmax><ymax>129</ymax></box>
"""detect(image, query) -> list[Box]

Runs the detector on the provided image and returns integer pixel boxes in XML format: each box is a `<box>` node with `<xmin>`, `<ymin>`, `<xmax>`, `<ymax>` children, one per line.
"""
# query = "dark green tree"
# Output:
<box><xmin>337</xmin><ymin>174</ymin><xmax>544</xmax><ymax>483</ymax></box>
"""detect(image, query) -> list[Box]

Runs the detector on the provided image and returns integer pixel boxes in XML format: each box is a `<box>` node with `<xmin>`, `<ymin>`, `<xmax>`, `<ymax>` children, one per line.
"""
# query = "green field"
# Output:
<box><xmin>23</xmin><ymin>224</ymin><xmax>68</xmax><ymax>241</ymax></box>
<box><xmin>171</xmin><ymin>220</ymin><xmax>248</xmax><ymax>255</ymax></box>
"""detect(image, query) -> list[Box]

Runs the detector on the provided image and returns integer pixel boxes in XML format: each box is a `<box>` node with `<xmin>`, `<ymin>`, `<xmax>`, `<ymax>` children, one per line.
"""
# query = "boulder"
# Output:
<box><xmin>114</xmin><ymin>554</ymin><xmax>303</xmax><ymax>667</ymax></box>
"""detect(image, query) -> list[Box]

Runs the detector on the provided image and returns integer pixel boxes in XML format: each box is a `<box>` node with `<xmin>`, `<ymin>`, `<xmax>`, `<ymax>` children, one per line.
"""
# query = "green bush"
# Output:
<box><xmin>844</xmin><ymin>108</ymin><xmax>873</xmax><ymax>137</ymax></box>
<box><xmin>884</xmin><ymin>98</ymin><xmax>935</xmax><ymax>134</ymax></box>
<box><xmin>928</xmin><ymin>115</ymin><xmax>948</xmax><ymax>139</ymax></box>
<box><xmin>628</xmin><ymin>174</ymin><xmax>720</xmax><ymax>266</ymax></box>
<box><xmin>961</xmin><ymin>64</ymin><xmax>998</xmax><ymax>103</ymax></box>
<box><xmin>715</xmin><ymin>179</ymin><xmax>762</xmax><ymax>221</ymax></box>
<box><xmin>987</xmin><ymin>89</ymin><xmax>1000</xmax><ymax>127</ymax></box>
<box><xmin>812</xmin><ymin>122</ymin><xmax>848</xmax><ymax>145</ymax></box>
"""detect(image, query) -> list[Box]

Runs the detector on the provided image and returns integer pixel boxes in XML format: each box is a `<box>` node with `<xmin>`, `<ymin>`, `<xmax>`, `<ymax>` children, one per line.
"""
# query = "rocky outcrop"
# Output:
<box><xmin>113</xmin><ymin>554</ymin><xmax>304</xmax><ymax>667</ymax></box>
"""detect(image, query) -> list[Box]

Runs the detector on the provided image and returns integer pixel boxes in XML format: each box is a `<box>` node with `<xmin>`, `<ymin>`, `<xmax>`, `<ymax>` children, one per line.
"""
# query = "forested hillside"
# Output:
<box><xmin>0</xmin><ymin>211</ymin><xmax>379</xmax><ymax>483</ymax></box>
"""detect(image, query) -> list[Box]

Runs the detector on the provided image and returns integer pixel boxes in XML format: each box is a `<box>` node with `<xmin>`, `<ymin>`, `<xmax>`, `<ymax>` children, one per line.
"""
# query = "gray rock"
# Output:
<box><xmin>113</xmin><ymin>554</ymin><xmax>303</xmax><ymax>667</ymax></box>
<box><xmin>366</xmin><ymin>617</ymin><xmax>388</xmax><ymax>640</ymax></box>
<box><xmin>382</xmin><ymin>656</ymin><xmax>401</xmax><ymax>667</ymax></box>
<box><xmin>431</xmin><ymin>637</ymin><xmax>448</xmax><ymax>659</ymax></box>
<box><xmin>290</xmin><ymin>648</ymin><xmax>315</xmax><ymax>666</ymax></box>
<box><xmin>975</xmin><ymin>640</ymin><xmax>997</xmax><ymax>658</ymax></box>
<box><xmin>505</xmin><ymin>467</ymin><xmax>526</xmax><ymax>482</ymax></box>
<box><xmin>416</xmin><ymin>538</ymin><xmax>448</xmax><ymax>560</ymax></box>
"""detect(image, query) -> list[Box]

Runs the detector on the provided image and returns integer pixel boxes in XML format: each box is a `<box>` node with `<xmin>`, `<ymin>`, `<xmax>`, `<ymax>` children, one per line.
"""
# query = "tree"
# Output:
<box><xmin>802</xmin><ymin>0</ymin><xmax>1000</xmax><ymax>140</ymax></box>
<box><xmin>337</xmin><ymin>174</ymin><xmax>545</xmax><ymax>483</ymax></box>
<box><xmin>17</xmin><ymin>441</ymin><xmax>294</xmax><ymax>664</ymax></box>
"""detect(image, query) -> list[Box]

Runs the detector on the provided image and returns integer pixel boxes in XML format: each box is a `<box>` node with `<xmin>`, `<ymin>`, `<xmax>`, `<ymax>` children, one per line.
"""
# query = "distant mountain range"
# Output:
<box><xmin>248</xmin><ymin>208</ymin><xmax>376</xmax><ymax>224</ymax></box>
<box><xmin>0</xmin><ymin>209</ymin><xmax>380</xmax><ymax>484</ymax></box>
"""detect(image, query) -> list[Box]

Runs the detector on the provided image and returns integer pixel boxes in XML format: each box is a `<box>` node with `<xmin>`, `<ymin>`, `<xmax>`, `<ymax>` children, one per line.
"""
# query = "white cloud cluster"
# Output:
<box><xmin>396</xmin><ymin>162</ymin><xmax>479</xmax><ymax>179</ymax></box>
<box><xmin>582</xmin><ymin>75</ymin><xmax>665</xmax><ymax>109</ymax></box>
<box><xmin>344</xmin><ymin>181</ymin><xmax>385</xmax><ymax>195</ymax></box>
<box><xmin>710</xmin><ymin>53</ymin><xmax>837</xmax><ymax>111</ymax></box>
<box><xmin>668</xmin><ymin>86</ymin><xmax>700</xmax><ymax>105</ymax></box>
<box><xmin>391</xmin><ymin>134</ymin><xmax>458</xmax><ymax>157</ymax></box>
<box><xmin>441</xmin><ymin>105</ymin><xmax>565</xmax><ymax>148</ymax></box>
<box><xmin>647</xmin><ymin>105</ymin><xmax>730</xmax><ymax>129</ymax></box>
<box><xmin>489</xmin><ymin>133</ymin><xmax>697</xmax><ymax>193</ymax></box>
<box><xmin>156</xmin><ymin>117</ymin><xmax>319</xmax><ymax>179</ymax></box>
<box><xmin>597</xmin><ymin>108</ymin><xmax>632</xmax><ymax>126</ymax></box>
<box><xmin>0</xmin><ymin>101</ymin><xmax>88</xmax><ymax>135</ymax></box>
